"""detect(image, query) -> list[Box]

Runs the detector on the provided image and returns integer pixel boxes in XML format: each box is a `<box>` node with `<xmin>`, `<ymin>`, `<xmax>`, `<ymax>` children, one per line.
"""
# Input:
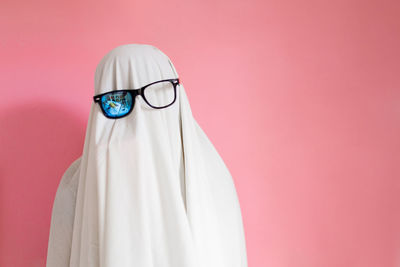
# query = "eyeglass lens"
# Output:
<box><xmin>100</xmin><ymin>91</ymin><xmax>133</xmax><ymax>118</ymax></box>
<box><xmin>143</xmin><ymin>81</ymin><xmax>175</xmax><ymax>108</ymax></box>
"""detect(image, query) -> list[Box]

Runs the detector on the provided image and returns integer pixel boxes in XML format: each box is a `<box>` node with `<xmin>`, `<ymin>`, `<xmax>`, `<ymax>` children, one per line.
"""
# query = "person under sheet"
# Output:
<box><xmin>46</xmin><ymin>43</ymin><xmax>248</xmax><ymax>267</ymax></box>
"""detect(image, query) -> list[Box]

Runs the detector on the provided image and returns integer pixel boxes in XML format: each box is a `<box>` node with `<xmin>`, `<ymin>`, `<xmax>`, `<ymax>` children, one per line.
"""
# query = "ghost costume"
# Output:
<box><xmin>46</xmin><ymin>44</ymin><xmax>248</xmax><ymax>267</ymax></box>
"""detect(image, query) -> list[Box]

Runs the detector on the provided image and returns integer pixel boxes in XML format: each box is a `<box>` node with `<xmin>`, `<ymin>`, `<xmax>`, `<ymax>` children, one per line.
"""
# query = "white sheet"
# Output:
<box><xmin>46</xmin><ymin>44</ymin><xmax>248</xmax><ymax>267</ymax></box>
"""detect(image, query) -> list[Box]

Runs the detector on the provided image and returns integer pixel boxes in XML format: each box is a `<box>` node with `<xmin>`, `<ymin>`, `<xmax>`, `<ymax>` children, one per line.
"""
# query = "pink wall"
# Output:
<box><xmin>1</xmin><ymin>0</ymin><xmax>400</xmax><ymax>266</ymax></box>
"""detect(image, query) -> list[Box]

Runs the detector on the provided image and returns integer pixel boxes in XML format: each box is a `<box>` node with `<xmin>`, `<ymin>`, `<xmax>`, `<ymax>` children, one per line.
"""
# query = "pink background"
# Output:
<box><xmin>1</xmin><ymin>0</ymin><xmax>400</xmax><ymax>266</ymax></box>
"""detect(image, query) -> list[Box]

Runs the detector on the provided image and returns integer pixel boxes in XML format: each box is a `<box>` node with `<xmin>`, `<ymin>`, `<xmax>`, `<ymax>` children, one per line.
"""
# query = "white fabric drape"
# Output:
<box><xmin>46</xmin><ymin>44</ymin><xmax>248</xmax><ymax>267</ymax></box>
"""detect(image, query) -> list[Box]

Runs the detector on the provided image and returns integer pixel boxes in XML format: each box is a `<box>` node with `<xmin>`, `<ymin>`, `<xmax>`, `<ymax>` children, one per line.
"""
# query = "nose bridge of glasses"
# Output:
<box><xmin>125</xmin><ymin>88</ymin><xmax>141</xmax><ymax>99</ymax></box>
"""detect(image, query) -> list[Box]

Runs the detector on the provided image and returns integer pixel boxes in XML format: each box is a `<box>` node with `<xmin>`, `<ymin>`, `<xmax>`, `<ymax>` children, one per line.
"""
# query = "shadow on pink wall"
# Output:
<box><xmin>0</xmin><ymin>101</ymin><xmax>85</xmax><ymax>266</ymax></box>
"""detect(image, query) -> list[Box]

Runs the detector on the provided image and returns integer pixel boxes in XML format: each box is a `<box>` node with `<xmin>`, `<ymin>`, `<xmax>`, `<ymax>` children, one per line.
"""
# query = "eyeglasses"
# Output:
<box><xmin>93</xmin><ymin>78</ymin><xmax>180</xmax><ymax>119</ymax></box>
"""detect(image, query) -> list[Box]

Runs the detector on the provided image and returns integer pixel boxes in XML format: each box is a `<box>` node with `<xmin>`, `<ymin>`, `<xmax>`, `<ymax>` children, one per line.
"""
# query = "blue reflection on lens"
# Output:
<box><xmin>101</xmin><ymin>91</ymin><xmax>133</xmax><ymax>118</ymax></box>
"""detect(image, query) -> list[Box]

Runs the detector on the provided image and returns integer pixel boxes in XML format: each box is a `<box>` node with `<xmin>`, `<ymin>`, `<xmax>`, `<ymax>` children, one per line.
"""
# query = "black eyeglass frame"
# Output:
<box><xmin>93</xmin><ymin>78</ymin><xmax>180</xmax><ymax>119</ymax></box>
